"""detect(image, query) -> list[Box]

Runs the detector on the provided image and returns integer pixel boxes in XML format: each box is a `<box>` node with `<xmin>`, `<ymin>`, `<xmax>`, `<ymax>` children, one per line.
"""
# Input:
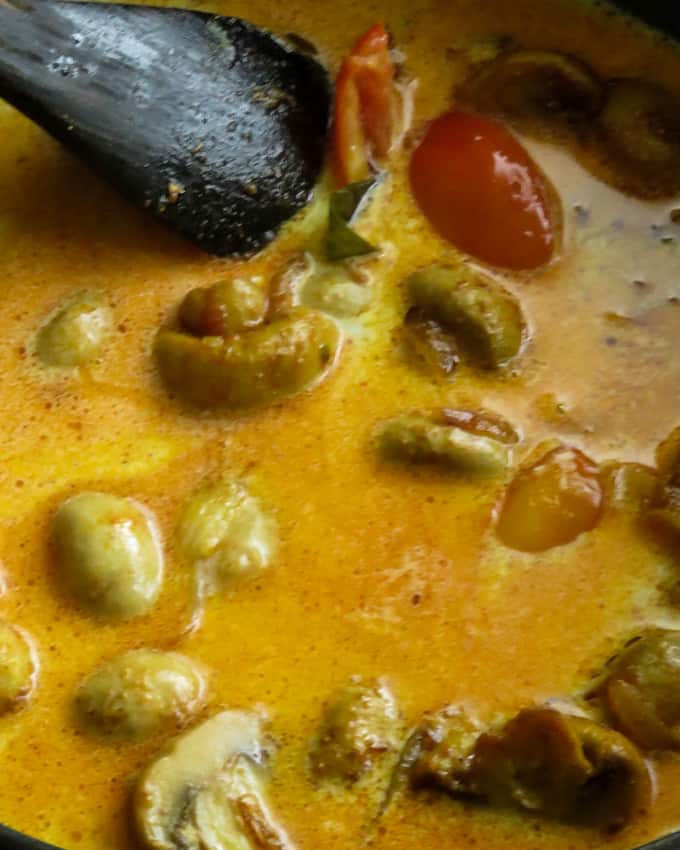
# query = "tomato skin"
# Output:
<box><xmin>409</xmin><ymin>111</ymin><xmax>557</xmax><ymax>270</ymax></box>
<box><xmin>334</xmin><ymin>61</ymin><xmax>370</xmax><ymax>185</ymax></box>
<box><xmin>351</xmin><ymin>24</ymin><xmax>393</xmax><ymax>158</ymax></box>
<box><xmin>333</xmin><ymin>23</ymin><xmax>394</xmax><ymax>186</ymax></box>
<box><xmin>495</xmin><ymin>447</ymin><xmax>603</xmax><ymax>553</ymax></box>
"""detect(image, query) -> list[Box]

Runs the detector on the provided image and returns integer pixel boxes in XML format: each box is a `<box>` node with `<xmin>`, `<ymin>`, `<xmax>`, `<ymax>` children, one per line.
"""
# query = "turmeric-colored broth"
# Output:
<box><xmin>1</xmin><ymin>0</ymin><xmax>680</xmax><ymax>848</ymax></box>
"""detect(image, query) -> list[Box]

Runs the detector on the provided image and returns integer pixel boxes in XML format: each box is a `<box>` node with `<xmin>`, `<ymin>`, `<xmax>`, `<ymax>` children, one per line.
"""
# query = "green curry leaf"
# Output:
<box><xmin>325</xmin><ymin>180</ymin><xmax>378</xmax><ymax>261</ymax></box>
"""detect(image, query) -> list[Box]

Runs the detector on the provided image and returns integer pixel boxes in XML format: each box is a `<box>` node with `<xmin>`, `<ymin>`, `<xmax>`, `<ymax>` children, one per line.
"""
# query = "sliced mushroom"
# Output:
<box><xmin>405</xmin><ymin>265</ymin><xmax>524</xmax><ymax>369</ymax></box>
<box><xmin>176</xmin><ymin>480</ymin><xmax>277</xmax><ymax>593</ymax></box>
<box><xmin>309</xmin><ymin>681</ymin><xmax>401</xmax><ymax>785</ymax></box>
<box><xmin>173</xmin><ymin>755</ymin><xmax>293</xmax><ymax>850</ymax></box>
<box><xmin>0</xmin><ymin>620</ymin><xmax>37</xmax><ymax>714</ymax></box>
<box><xmin>134</xmin><ymin>710</ymin><xmax>294</xmax><ymax>850</ymax></box>
<box><xmin>471</xmin><ymin>708</ymin><xmax>651</xmax><ymax>831</ymax></box>
<box><xmin>375</xmin><ymin>410</ymin><xmax>514</xmax><ymax>476</ymax></box>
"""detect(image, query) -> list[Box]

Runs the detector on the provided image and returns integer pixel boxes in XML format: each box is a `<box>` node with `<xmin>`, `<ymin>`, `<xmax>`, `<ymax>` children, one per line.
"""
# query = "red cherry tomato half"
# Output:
<box><xmin>409</xmin><ymin>111</ymin><xmax>558</xmax><ymax>270</ymax></box>
<box><xmin>333</xmin><ymin>23</ymin><xmax>394</xmax><ymax>186</ymax></box>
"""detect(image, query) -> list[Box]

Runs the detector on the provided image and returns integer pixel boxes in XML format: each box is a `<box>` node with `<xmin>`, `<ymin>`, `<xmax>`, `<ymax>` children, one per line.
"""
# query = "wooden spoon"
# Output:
<box><xmin>0</xmin><ymin>1</ymin><xmax>331</xmax><ymax>255</ymax></box>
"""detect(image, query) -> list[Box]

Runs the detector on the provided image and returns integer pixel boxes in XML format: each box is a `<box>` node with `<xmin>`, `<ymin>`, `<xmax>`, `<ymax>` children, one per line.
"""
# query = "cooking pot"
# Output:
<box><xmin>0</xmin><ymin>1</ymin><xmax>678</xmax><ymax>849</ymax></box>
<box><xmin>614</xmin><ymin>0</ymin><xmax>679</xmax><ymax>36</ymax></box>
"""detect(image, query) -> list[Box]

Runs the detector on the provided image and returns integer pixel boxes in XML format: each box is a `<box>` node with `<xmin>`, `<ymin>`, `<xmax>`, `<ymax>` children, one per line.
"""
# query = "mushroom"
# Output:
<box><xmin>52</xmin><ymin>491</ymin><xmax>163</xmax><ymax>620</ymax></box>
<box><xmin>375</xmin><ymin>409</ymin><xmax>516</xmax><ymax>476</ymax></box>
<box><xmin>179</xmin><ymin>278</ymin><xmax>269</xmax><ymax>338</ymax></box>
<box><xmin>155</xmin><ymin>307</ymin><xmax>341</xmax><ymax>409</ymax></box>
<box><xmin>309</xmin><ymin>681</ymin><xmax>401</xmax><ymax>785</ymax></box>
<box><xmin>598</xmin><ymin>630</ymin><xmax>680</xmax><ymax>751</ymax></box>
<box><xmin>36</xmin><ymin>290</ymin><xmax>112</xmax><ymax>368</ymax></box>
<box><xmin>399</xmin><ymin>308</ymin><xmax>459</xmax><ymax>380</ymax></box>
<box><xmin>176</xmin><ymin>480</ymin><xmax>277</xmax><ymax>593</ymax></box>
<box><xmin>74</xmin><ymin>649</ymin><xmax>208</xmax><ymax>739</ymax></box>
<box><xmin>471</xmin><ymin>708</ymin><xmax>651</xmax><ymax>831</ymax></box>
<box><xmin>405</xmin><ymin>706</ymin><xmax>483</xmax><ymax>795</ymax></box>
<box><xmin>405</xmin><ymin>264</ymin><xmax>525</xmax><ymax>370</ymax></box>
<box><xmin>134</xmin><ymin>710</ymin><xmax>294</xmax><ymax>850</ymax></box>
<box><xmin>0</xmin><ymin>620</ymin><xmax>38</xmax><ymax>714</ymax></box>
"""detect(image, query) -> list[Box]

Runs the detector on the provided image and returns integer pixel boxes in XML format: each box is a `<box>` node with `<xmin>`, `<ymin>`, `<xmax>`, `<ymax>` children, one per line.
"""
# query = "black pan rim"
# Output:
<box><xmin>0</xmin><ymin>1</ymin><xmax>678</xmax><ymax>850</ymax></box>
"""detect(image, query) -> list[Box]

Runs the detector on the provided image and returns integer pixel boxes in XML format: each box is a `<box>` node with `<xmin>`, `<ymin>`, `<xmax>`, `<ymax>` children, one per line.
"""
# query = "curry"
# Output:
<box><xmin>1</xmin><ymin>1</ymin><xmax>680</xmax><ymax>849</ymax></box>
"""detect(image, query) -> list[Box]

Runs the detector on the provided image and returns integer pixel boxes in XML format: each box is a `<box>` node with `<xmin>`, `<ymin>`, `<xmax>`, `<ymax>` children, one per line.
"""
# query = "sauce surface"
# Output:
<box><xmin>1</xmin><ymin>1</ymin><xmax>680</xmax><ymax>849</ymax></box>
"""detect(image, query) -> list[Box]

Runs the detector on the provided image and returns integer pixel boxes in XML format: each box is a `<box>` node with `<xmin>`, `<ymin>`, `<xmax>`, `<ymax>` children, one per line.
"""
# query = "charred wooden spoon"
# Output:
<box><xmin>0</xmin><ymin>1</ymin><xmax>331</xmax><ymax>255</ymax></box>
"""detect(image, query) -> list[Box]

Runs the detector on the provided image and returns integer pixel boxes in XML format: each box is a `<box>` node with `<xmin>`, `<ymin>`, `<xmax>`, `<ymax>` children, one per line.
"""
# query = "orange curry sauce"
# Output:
<box><xmin>1</xmin><ymin>1</ymin><xmax>680</xmax><ymax>849</ymax></box>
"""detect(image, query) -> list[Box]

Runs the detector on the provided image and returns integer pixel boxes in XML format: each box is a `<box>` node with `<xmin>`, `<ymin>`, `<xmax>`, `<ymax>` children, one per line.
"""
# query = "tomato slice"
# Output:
<box><xmin>334</xmin><ymin>60</ymin><xmax>371</xmax><ymax>185</ymax></box>
<box><xmin>495</xmin><ymin>447</ymin><xmax>603</xmax><ymax>552</ymax></box>
<box><xmin>351</xmin><ymin>24</ymin><xmax>394</xmax><ymax>158</ymax></box>
<box><xmin>333</xmin><ymin>23</ymin><xmax>394</xmax><ymax>186</ymax></box>
<box><xmin>409</xmin><ymin>111</ymin><xmax>557</xmax><ymax>270</ymax></box>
